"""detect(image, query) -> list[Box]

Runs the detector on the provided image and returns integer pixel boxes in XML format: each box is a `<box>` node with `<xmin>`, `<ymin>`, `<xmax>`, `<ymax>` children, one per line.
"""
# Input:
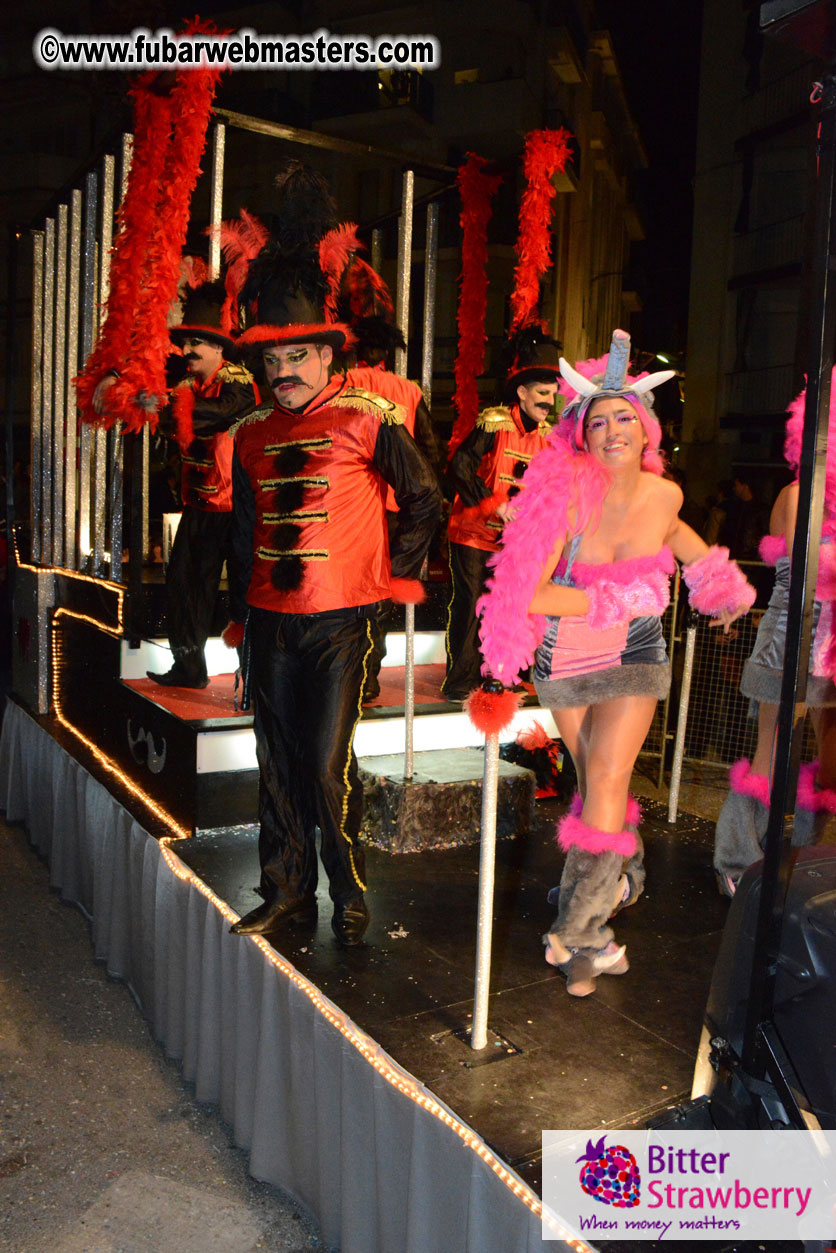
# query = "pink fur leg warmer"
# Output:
<box><xmin>729</xmin><ymin>758</ymin><xmax>771</xmax><ymax>807</ymax></box>
<box><xmin>797</xmin><ymin>760</ymin><xmax>836</xmax><ymax>814</ymax></box>
<box><xmin>557</xmin><ymin>812</ymin><xmax>638</xmax><ymax>858</ymax></box>
<box><xmin>683</xmin><ymin>546</ymin><xmax>756</xmax><ymax>617</ymax></box>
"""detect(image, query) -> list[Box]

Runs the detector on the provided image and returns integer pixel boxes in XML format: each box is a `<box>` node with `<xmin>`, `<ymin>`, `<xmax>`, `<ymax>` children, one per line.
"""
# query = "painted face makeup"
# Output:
<box><xmin>262</xmin><ymin>342</ymin><xmax>332</xmax><ymax>411</ymax></box>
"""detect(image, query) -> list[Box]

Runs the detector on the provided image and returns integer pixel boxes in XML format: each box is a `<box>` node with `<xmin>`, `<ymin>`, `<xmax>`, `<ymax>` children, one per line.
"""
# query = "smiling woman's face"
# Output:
<box><xmin>583</xmin><ymin>395</ymin><xmax>647</xmax><ymax>466</ymax></box>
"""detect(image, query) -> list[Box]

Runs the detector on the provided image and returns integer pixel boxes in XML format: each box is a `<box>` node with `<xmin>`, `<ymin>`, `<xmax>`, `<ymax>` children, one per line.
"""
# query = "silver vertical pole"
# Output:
<box><xmin>668</xmin><ymin>611</ymin><xmax>698</xmax><ymax>824</ymax></box>
<box><xmin>208</xmin><ymin>123</ymin><xmax>225</xmax><ymax>279</ymax></box>
<box><xmin>78</xmin><ymin>171</ymin><xmax>98</xmax><ymax>570</ymax></box>
<box><xmin>471</xmin><ymin>732</ymin><xmax>500</xmax><ymax>1050</ymax></box>
<box><xmin>396</xmin><ymin>171</ymin><xmax>416</xmax><ymax>776</ymax></box>
<box><xmin>142</xmin><ymin>427</ymin><xmax>150</xmax><ymax>562</ymax></box>
<box><xmin>657</xmin><ymin>570</ymin><xmax>680</xmax><ymax>789</ymax></box>
<box><xmin>394</xmin><ymin>169</ymin><xmax>414</xmax><ymax>377</ymax></box>
<box><xmin>41</xmin><ymin>218</ymin><xmax>55</xmax><ymax>564</ymax></box>
<box><xmin>115</xmin><ymin>134</ymin><xmax>133</xmax><ymax>578</ymax></box>
<box><xmin>30</xmin><ymin>231</ymin><xmax>44</xmax><ymax>562</ymax></box>
<box><xmin>65</xmin><ymin>191</ymin><xmax>81</xmax><ymax>570</ymax></box>
<box><xmin>52</xmin><ymin>205</ymin><xmax>68</xmax><ymax>567</ymax></box>
<box><xmin>421</xmin><ymin>202</ymin><xmax>438</xmax><ymax>407</ymax></box>
<box><xmin>100</xmin><ymin>153</ymin><xmax>124</xmax><ymax>582</ymax></box>
<box><xmin>370</xmin><ymin>228</ymin><xmax>383</xmax><ymax>276</ymax></box>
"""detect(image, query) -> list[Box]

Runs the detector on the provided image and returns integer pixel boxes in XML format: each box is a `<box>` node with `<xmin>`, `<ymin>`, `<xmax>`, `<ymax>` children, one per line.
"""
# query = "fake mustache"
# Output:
<box><xmin>271</xmin><ymin>375</ymin><xmax>311</xmax><ymax>391</ymax></box>
<box><xmin>184</xmin><ymin>353</ymin><xmax>201</xmax><ymax>362</ymax></box>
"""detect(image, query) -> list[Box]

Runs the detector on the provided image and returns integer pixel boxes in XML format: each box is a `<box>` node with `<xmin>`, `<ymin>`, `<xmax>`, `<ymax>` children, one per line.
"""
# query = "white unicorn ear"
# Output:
<box><xmin>559</xmin><ymin>358</ymin><xmax>598</xmax><ymax>397</ymax></box>
<box><xmin>631</xmin><ymin>370</ymin><xmax>675</xmax><ymax>395</ymax></box>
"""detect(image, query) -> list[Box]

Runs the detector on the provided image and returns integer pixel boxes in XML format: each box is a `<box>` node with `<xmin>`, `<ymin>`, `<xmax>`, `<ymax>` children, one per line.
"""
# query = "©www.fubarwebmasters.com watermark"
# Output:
<box><xmin>542</xmin><ymin>1129</ymin><xmax>836</xmax><ymax>1243</ymax></box>
<box><xmin>33</xmin><ymin>27</ymin><xmax>441</xmax><ymax>72</ymax></box>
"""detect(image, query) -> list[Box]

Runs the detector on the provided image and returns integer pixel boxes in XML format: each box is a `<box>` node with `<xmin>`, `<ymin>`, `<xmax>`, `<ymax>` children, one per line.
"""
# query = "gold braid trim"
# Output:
<box><xmin>228</xmin><ymin>404</ymin><xmax>273</xmax><ymax>438</ymax></box>
<box><xmin>334</xmin><ymin>387</ymin><xmax>406</xmax><ymax>425</ymax></box>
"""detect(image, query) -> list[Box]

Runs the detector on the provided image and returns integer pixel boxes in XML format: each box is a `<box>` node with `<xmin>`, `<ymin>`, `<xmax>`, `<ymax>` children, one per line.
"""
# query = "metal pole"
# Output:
<box><xmin>5</xmin><ymin>225</ymin><xmax>19</xmax><ymax>546</ymax></box>
<box><xmin>396</xmin><ymin>170</ymin><xmax>417</xmax><ymax>775</ymax></box>
<box><xmin>667</xmin><ymin>609</ymin><xmax>698</xmax><ymax>824</ymax></box>
<box><xmin>30</xmin><ymin>231</ymin><xmax>44</xmax><ymax>562</ymax></box>
<box><xmin>404</xmin><ymin>602</ymin><xmax>415</xmax><ymax>779</ymax></box>
<box><xmin>370</xmin><ymin>227</ymin><xmax>383</xmax><ymax>276</ymax></box>
<box><xmin>52</xmin><ymin>204</ymin><xmax>68</xmax><ymax>567</ymax></box>
<box><xmin>471</xmin><ymin>731</ymin><xmax>500</xmax><ymax>1050</ymax></box>
<box><xmin>99</xmin><ymin>152</ymin><xmax>123</xmax><ymax>583</ymax></box>
<box><xmin>421</xmin><ymin>202</ymin><xmax>438</xmax><ymax>407</ymax></box>
<box><xmin>394</xmin><ymin>169</ymin><xmax>414</xmax><ymax>377</ymax></box>
<box><xmin>658</xmin><ymin>569</ymin><xmax>681</xmax><ymax>790</ymax></box>
<box><xmin>65</xmin><ymin>190</ymin><xmax>81</xmax><ymax>569</ymax></box>
<box><xmin>208</xmin><ymin>123</ymin><xmax>225</xmax><ymax>279</ymax></box>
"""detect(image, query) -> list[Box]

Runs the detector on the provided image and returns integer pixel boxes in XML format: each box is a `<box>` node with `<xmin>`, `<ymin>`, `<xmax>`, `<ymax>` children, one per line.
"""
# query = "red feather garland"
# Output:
<box><xmin>509</xmin><ymin>128</ymin><xmax>572</xmax><ymax>335</ymax></box>
<box><xmin>74</xmin><ymin>83</ymin><xmax>174</xmax><ymax>423</ymax></box>
<box><xmin>448</xmin><ymin>154</ymin><xmax>503</xmax><ymax>459</ymax></box>
<box><xmin>171</xmin><ymin>382</ymin><xmax>196</xmax><ymax>451</ymax></box>
<box><xmin>76</xmin><ymin>20</ymin><xmax>225</xmax><ymax>434</ymax></box>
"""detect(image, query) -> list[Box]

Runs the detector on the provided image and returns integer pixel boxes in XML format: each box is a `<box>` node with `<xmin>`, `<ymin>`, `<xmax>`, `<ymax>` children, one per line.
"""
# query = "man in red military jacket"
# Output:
<box><xmin>227</xmin><ymin>212</ymin><xmax>441</xmax><ymax>947</ymax></box>
<box><xmin>146</xmin><ymin>281</ymin><xmax>258</xmax><ymax>687</ymax></box>
<box><xmin>442</xmin><ymin>328</ymin><xmax>560</xmax><ymax>700</ymax></box>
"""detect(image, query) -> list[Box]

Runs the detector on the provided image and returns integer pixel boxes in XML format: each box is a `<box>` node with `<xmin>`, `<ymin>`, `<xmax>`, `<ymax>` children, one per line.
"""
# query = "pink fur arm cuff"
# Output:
<box><xmin>682</xmin><ymin>545</ymin><xmax>756</xmax><ymax>616</ymax></box>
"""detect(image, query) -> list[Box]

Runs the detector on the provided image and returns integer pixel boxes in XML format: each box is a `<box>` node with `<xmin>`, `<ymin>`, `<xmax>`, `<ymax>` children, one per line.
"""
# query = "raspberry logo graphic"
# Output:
<box><xmin>576</xmin><ymin>1136</ymin><xmax>641</xmax><ymax>1208</ymax></box>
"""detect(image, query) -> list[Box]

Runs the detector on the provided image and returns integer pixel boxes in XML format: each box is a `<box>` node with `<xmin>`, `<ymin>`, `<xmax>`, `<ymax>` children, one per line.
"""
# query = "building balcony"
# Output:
<box><xmin>730</xmin><ymin>214</ymin><xmax>805</xmax><ymax>282</ymax></box>
<box><xmin>736</xmin><ymin>62</ymin><xmax>815</xmax><ymax>139</ymax></box>
<box><xmin>724</xmin><ymin>363</ymin><xmax>797</xmax><ymax>419</ymax></box>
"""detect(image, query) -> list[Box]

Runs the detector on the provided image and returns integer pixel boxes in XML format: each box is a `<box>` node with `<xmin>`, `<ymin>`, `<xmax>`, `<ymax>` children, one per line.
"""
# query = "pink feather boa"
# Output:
<box><xmin>757</xmin><ymin>531</ymin><xmax>836</xmax><ymax>600</ymax></box>
<box><xmin>556</xmin><ymin>812</ymin><xmax>637</xmax><ymax>857</ymax></box>
<box><xmin>729</xmin><ymin>759</ymin><xmax>770</xmax><ymax>807</ymax></box>
<box><xmin>476</xmin><ymin>430</ymin><xmax>612</xmax><ymax>684</ymax></box>
<box><xmin>682</xmin><ymin>546</ymin><xmax>756</xmax><ymax>617</ymax></box>
<box><xmin>783</xmin><ymin>365</ymin><xmax>836</xmax><ymax>540</ymax></box>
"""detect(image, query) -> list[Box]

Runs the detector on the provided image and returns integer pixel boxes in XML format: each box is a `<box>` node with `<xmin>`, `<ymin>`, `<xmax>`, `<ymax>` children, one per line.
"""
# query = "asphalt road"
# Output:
<box><xmin>0</xmin><ymin>817</ymin><xmax>322</xmax><ymax>1253</ymax></box>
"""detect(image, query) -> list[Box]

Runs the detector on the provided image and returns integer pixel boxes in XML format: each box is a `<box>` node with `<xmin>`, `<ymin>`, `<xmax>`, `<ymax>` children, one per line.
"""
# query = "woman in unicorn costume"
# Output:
<box><xmin>477</xmin><ymin>330</ymin><xmax>756</xmax><ymax>996</ymax></box>
<box><xmin>713</xmin><ymin>371</ymin><xmax>836</xmax><ymax>896</ymax></box>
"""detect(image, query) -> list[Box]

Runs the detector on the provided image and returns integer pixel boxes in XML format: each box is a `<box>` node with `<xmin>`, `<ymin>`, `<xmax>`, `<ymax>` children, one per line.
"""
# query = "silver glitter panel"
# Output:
<box><xmin>65</xmin><ymin>190</ymin><xmax>82</xmax><ymax>570</ymax></box>
<box><xmin>208</xmin><ymin>124</ymin><xmax>225</xmax><ymax>279</ymax></box>
<box><xmin>394</xmin><ymin>170</ymin><xmax>414</xmax><ymax>378</ymax></box>
<box><xmin>52</xmin><ymin>204</ymin><xmax>68</xmax><ymax>567</ymax></box>
<box><xmin>110</xmin><ymin>137</ymin><xmax>133</xmax><ymax>581</ymax></box>
<box><xmin>78</xmin><ymin>171</ymin><xmax>98</xmax><ymax>570</ymax></box>
<box><xmin>668</xmin><ymin>622</ymin><xmax>697</xmax><ymax>824</ymax></box>
<box><xmin>472</xmin><ymin>733</ymin><xmax>500</xmax><ymax>1051</ymax></box>
<box><xmin>30</xmin><ymin>231</ymin><xmax>44</xmax><ymax>563</ymax></box>
<box><xmin>41</xmin><ymin>217</ymin><xmax>55</xmax><ymax>564</ymax></box>
<box><xmin>98</xmin><ymin>156</ymin><xmax>116</xmax><ymax>579</ymax></box>
<box><xmin>421</xmin><ymin>203</ymin><xmax>438</xmax><ymax>406</ymax></box>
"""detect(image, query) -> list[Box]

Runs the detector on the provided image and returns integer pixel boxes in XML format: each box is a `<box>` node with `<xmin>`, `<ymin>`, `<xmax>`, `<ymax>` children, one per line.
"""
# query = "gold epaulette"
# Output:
<box><xmin>335</xmin><ymin>387</ymin><xmax>406</xmax><ymax>426</ymax></box>
<box><xmin>218</xmin><ymin>361</ymin><xmax>255</xmax><ymax>385</ymax></box>
<box><xmin>228</xmin><ymin>404</ymin><xmax>273</xmax><ymax>438</ymax></box>
<box><xmin>476</xmin><ymin>406</ymin><xmax>515</xmax><ymax>432</ymax></box>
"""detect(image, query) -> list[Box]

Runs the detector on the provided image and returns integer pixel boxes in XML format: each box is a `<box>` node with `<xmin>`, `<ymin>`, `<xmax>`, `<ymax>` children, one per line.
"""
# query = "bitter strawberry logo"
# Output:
<box><xmin>576</xmin><ymin>1136</ymin><xmax>641</xmax><ymax>1208</ymax></box>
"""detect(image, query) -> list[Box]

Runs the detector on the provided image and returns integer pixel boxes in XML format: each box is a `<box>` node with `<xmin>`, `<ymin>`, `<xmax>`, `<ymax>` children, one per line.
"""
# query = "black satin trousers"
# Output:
<box><xmin>248</xmin><ymin>604</ymin><xmax>376</xmax><ymax>905</ymax></box>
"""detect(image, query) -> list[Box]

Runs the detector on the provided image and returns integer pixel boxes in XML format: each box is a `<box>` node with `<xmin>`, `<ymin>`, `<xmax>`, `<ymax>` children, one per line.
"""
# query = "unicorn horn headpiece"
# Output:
<box><xmin>559</xmin><ymin>329</ymin><xmax>675</xmax><ymax>471</ymax></box>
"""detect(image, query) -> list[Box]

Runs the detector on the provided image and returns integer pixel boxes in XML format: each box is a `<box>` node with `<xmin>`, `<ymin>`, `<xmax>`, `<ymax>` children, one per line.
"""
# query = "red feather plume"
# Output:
<box><xmin>509</xmin><ymin>128</ymin><xmax>573</xmax><ymax>335</ymax></box>
<box><xmin>319</xmin><ymin>223</ymin><xmax>362</xmax><ymax>319</ymax></box>
<box><xmin>464</xmin><ymin>686</ymin><xmax>523</xmax><ymax>736</ymax></box>
<box><xmin>215</xmin><ymin>208</ymin><xmax>268</xmax><ymax>334</ymax></box>
<box><xmin>347</xmin><ymin>257</ymin><xmax>394</xmax><ymax>320</ymax></box>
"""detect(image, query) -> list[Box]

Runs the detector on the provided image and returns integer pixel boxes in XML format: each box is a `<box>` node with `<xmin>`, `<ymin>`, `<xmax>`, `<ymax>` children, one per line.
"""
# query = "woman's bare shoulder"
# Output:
<box><xmin>643</xmin><ymin>473</ymin><xmax>683</xmax><ymax>510</ymax></box>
